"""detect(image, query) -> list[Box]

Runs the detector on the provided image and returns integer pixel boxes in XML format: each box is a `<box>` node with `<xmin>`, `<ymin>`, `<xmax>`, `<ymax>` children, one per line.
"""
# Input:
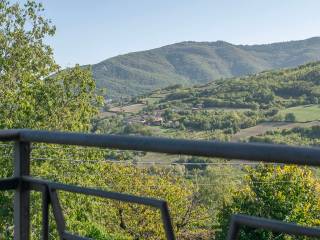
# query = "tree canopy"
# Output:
<box><xmin>216</xmin><ymin>165</ymin><xmax>320</xmax><ymax>240</ymax></box>
<box><xmin>0</xmin><ymin>0</ymin><xmax>103</xmax><ymax>131</ymax></box>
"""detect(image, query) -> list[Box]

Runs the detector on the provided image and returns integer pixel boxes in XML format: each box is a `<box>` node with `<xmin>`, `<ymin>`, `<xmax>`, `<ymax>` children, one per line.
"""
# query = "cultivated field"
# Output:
<box><xmin>278</xmin><ymin>104</ymin><xmax>320</xmax><ymax>122</ymax></box>
<box><xmin>109</xmin><ymin>103</ymin><xmax>146</xmax><ymax>113</ymax></box>
<box><xmin>232</xmin><ymin>121</ymin><xmax>320</xmax><ymax>141</ymax></box>
<box><xmin>205</xmin><ymin>107</ymin><xmax>251</xmax><ymax>112</ymax></box>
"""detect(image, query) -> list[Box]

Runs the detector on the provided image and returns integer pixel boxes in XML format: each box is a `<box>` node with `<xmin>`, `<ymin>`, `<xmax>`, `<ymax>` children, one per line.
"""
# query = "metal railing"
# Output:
<box><xmin>1</xmin><ymin>129</ymin><xmax>320</xmax><ymax>239</ymax></box>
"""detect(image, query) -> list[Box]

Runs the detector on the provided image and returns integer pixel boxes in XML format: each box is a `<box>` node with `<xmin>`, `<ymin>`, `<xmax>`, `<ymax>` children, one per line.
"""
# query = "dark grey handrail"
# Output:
<box><xmin>1</xmin><ymin>129</ymin><xmax>320</xmax><ymax>166</ymax></box>
<box><xmin>227</xmin><ymin>215</ymin><xmax>320</xmax><ymax>239</ymax></box>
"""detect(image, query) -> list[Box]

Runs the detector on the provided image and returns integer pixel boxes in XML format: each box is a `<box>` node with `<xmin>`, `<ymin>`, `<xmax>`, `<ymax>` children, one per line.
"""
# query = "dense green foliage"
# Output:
<box><xmin>91</xmin><ymin>38</ymin><xmax>320</xmax><ymax>99</ymax></box>
<box><xmin>216</xmin><ymin>165</ymin><xmax>320</xmax><ymax>240</ymax></box>
<box><xmin>0</xmin><ymin>0</ymin><xmax>103</xmax><ymax>131</ymax></box>
<box><xmin>162</xmin><ymin>109</ymin><xmax>260</xmax><ymax>133</ymax></box>
<box><xmin>249</xmin><ymin>126</ymin><xmax>320</xmax><ymax>146</ymax></box>
<box><xmin>31</xmin><ymin>156</ymin><xmax>211</xmax><ymax>239</ymax></box>
<box><xmin>0</xmin><ymin>2</ymin><xmax>214</xmax><ymax>239</ymax></box>
<box><xmin>0</xmin><ymin>1</ymin><xmax>107</xmax><ymax>238</ymax></box>
<box><xmin>151</xmin><ymin>61</ymin><xmax>320</xmax><ymax>110</ymax></box>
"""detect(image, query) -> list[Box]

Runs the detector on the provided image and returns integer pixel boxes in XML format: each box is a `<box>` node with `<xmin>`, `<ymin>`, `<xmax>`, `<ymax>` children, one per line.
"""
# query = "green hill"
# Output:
<box><xmin>91</xmin><ymin>37</ymin><xmax>320</xmax><ymax>99</ymax></box>
<box><xmin>141</xmin><ymin>61</ymin><xmax>320</xmax><ymax>110</ymax></box>
<box><xmin>96</xmin><ymin>61</ymin><xmax>320</xmax><ymax>142</ymax></box>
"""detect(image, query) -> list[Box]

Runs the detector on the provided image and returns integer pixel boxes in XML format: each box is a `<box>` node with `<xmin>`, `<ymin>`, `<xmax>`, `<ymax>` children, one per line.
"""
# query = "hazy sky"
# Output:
<box><xmin>37</xmin><ymin>0</ymin><xmax>320</xmax><ymax>67</ymax></box>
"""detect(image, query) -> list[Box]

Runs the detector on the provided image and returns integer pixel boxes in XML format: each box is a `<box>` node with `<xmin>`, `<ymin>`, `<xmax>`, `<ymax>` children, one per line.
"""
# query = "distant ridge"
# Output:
<box><xmin>89</xmin><ymin>37</ymin><xmax>320</xmax><ymax>99</ymax></box>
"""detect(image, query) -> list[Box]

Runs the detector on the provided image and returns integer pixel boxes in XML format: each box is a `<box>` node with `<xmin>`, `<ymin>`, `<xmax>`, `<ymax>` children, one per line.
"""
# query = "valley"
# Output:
<box><xmin>92</xmin><ymin>61</ymin><xmax>320</xmax><ymax>175</ymax></box>
<box><xmin>96</xmin><ymin>61</ymin><xmax>320</xmax><ymax>143</ymax></box>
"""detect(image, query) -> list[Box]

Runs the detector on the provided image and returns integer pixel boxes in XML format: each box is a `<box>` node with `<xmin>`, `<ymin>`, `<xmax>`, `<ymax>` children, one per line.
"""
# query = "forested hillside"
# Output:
<box><xmin>91</xmin><ymin>37</ymin><xmax>320</xmax><ymax>98</ymax></box>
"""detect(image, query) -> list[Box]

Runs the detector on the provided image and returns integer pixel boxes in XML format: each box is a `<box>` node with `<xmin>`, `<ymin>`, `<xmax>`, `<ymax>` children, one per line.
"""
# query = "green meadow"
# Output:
<box><xmin>279</xmin><ymin>104</ymin><xmax>320</xmax><ymax>122</ymax></box>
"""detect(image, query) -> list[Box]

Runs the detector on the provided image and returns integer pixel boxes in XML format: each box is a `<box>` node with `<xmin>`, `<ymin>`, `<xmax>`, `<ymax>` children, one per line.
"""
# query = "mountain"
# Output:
<box><xmin>90</xmin><ymin>37</ymin><xmax>320</xmax><ymax>99</ymax></box>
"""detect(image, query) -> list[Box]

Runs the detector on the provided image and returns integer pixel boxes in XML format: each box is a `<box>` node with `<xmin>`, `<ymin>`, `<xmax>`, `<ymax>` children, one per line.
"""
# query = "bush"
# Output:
<box><xmin>285</xmin><ymin>113</ymin><xmax>296</xmax><ymax>122</ymax></box>
<box><xmin>123</xmin><ymin>123</ymin><xmax>152</xmax><ymax>136</ymax></box>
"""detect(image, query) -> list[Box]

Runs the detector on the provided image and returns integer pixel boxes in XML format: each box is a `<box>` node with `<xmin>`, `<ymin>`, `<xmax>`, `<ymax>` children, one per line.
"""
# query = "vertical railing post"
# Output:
<box><xmin>41</xmin><ymin>187</ymin><xmax>49</xmax><ymax>240</ymax></box>
<box><xmin>227</xmin><ymin>216</ymin><xmax>240</xmax><ymax>240</ymax></box>
<box><xmin>14</xmin><ymin>141</ymin><xmax>31</xmax><ymax>240</ymax></box>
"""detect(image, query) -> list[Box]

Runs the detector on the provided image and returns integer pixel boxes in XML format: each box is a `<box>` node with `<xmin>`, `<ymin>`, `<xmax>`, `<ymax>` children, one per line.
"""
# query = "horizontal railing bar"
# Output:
<box><xmin>0</xmin><ymin>177</ymin><xmax>19</xmax><ymax>190</ymax></box>
<box><xmin>27</xmin><ymin>180</ymin><xmax>48</xmax><ymax>193</ymax></box>
<box><xmin>0</xmin><ymin>129</ymin><xmax>20</xmax><ymax>141</ymax></box>
<box><xmin>30</xmin><ymin>157</ymin><xmax>278</xmax><ymax>165</ymax></box>
<box><xmin>2</xmin><ymin>129</ymin><xmax>320</xmax><ymax>166</ymax></box>
<box><xmin>63</xmin><ymin>232</ymin><xmax>91</xmax><ymax>240</ymax></box>
<box><xmin>22</xmin><ymin>176</ymin><xmax>165</xmax><ymax>208</ymax></box>
<box><xmin>15</xmin><ymin>129</ymin><xmax>320</xmax><ymax>166</ymax></box>
<box><xmin>230</xmin><ymin>214</ymin><xmax>320</xmax><ymax>238</ymax></box>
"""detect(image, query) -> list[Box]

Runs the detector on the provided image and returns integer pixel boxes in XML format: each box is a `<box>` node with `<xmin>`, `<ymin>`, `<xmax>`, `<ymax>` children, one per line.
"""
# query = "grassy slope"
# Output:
<box><xmin>248</xmin><ymin>126</ymin><xmax>320</xmax><ymax>147</ymax></box>
<box><xmin>232</xmin><ymin>121</ymin><xmax>320</xmax><ymax>141</ymax></box>
<box><xmin>279</xmin><ymin>105</ymin><xmax>320</xmax><ymax>122</ymax></box>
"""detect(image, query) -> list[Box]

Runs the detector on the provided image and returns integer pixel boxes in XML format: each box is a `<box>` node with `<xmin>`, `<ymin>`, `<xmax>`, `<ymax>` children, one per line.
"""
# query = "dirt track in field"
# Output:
<box><xmin>232</xmin><ymin>121</ymin><xmax>320</xmax><ymax>141</ymax></box>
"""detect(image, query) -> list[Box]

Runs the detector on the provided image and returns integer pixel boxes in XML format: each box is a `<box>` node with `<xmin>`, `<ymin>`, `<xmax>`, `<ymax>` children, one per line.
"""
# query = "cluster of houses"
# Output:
<box><xmin>126</xmin><ymin>111</ymin><xmax>164</xmax><ymax>126</ymax></box>
<box><xmin>102</xmin><ymin>100</ymin><xmax>204</xmax><ymax>128</ymax></box>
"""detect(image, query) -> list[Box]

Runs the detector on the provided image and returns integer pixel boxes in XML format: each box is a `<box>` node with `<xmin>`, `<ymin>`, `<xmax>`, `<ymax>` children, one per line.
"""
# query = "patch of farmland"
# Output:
<box><xmin>204</xmin><ymin>107</ymin><xmax>251</xmax><ymax>112</ymax></box>
<box><xmin>278</xmin><ymin>104</ymin><xmax>320</xmax><ymax>122</ymax></box>
<box><xmin>109</xmin><ymin>103</ymin><xmax>146</xmax><ymax>113</ymax></box>
<box><xmin>232</xmin><ymin>121</ymin><xmax>320</xmax><ymax>141</ymax></box>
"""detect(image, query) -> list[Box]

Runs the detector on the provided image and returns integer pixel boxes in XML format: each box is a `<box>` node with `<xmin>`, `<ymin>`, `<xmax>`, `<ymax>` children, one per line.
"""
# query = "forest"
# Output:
<box><xmin>1</xmin><ymin>1</ymin><xmax>320</xmax><ymax>240</ymax></box>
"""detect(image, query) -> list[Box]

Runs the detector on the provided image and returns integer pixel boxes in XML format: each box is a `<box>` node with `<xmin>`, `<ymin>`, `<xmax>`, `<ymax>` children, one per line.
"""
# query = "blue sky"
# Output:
<box><xmin>37</xmin><ymin>0</ymin><xmax>320</xmax><ymax>67</ymax></box>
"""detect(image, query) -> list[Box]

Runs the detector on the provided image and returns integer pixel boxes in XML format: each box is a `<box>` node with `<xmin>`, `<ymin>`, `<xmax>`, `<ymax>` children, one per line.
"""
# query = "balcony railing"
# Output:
<box><xmin>1</xmin><ymin>129</ymin><xmax>320</xmax><ymax>239</ymax></box>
